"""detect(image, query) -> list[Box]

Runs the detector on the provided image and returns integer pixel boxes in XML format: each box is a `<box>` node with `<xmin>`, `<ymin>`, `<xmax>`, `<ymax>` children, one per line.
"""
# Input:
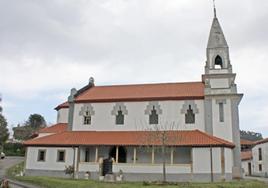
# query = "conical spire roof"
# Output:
<box><xmin>207</xmin><ymin>16</ymin><xmax>228</xmax><ymax>49</ymax></box>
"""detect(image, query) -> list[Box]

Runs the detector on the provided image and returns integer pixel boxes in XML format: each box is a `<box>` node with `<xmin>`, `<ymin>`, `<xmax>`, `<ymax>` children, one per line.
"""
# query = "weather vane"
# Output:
<box><xmin>213</xmin><ymin>0</ymin><xmax>217</xmax><ymax>18</ymax></box>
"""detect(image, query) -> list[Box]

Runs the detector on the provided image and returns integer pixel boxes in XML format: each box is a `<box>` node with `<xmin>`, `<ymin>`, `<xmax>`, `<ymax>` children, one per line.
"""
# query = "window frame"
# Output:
<box><xmin>149</xmin><ymin>106</ymin><xmax>159</xmax><ymax>125</ymax></box>
<box><xmin>115</xmin><ymin>109</ymin><xmax>124</xmax><ymax>125</ymax></box>
<box><xmin>185</xmin><ymin>105</ymin><xmax>195</xmax><ymax>124</ymax></box>
<box><xmin>37</xmin><ymin>149</ymin><xmax>46</xmax><ymax>162</ymax></box>
<box><xmin>258</xmin><ymin>148</ymin><xmax>262</xmax><ymax>161</ymax></box>
<box><xmin>57</xmin><ymin>150</ymin><xmax>66</xmax><ymax>162</ymax></box>
<box><xmin>219</xmin><ymin>102</ymin><xmax>224</xmax><ymax>122</ymax></box>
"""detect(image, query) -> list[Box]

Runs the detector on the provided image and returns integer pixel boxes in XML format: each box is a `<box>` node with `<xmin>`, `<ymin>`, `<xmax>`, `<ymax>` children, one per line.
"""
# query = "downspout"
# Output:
<box><xmin>73</xmin><ymin>146</ymin><xmax>76</xmax><ymax>179</ymax></box>
<box><xmin>210</xmin><ymin>146</ymin><xmax>214</xmax><ymax>182</ymax></box>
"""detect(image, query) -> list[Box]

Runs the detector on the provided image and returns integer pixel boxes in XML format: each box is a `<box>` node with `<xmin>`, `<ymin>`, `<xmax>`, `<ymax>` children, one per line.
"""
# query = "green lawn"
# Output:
<box><xmin>6</xmin><ymin>162</ymin><xmax>268</xmax><ymax>188</ymax></box>
<box><xmin>12</xmin><ymin>176</ymin><xmax>268</xmax><ymax>188</ymax></box>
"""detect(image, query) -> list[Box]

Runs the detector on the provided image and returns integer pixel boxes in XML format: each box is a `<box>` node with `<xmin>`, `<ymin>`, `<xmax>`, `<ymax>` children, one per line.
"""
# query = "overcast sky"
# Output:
<box><xmin>0</xmin><ymin>0</ymin><xmax>268</xmax><ymax>137</ymax></box>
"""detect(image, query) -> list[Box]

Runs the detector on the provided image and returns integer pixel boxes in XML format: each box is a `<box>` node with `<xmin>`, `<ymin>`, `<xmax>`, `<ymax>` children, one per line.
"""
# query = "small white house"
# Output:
<box><xmin>251</xmin><ymin>139</ymin><xmax>268</xmax><ymax>177</ymax></box>
<box><xmin>24</xmin><ymin>8</ymin><xmax>244</xmax><ymax>182</ymax></box>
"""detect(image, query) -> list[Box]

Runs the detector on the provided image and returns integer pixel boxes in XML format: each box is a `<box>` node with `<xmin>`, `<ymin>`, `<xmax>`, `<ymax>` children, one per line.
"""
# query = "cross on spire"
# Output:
<box><xmin>213</xmin><ymin>0</ymin><xmax>217</xmax><ymax>18</ymax></box>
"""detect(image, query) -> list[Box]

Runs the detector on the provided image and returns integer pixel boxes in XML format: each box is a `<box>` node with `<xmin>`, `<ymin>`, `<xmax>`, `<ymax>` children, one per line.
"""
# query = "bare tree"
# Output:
<box><xmin>136</xmin><ymin>121</ymin><xmax>181</xmax><ymax>183</ymax></box>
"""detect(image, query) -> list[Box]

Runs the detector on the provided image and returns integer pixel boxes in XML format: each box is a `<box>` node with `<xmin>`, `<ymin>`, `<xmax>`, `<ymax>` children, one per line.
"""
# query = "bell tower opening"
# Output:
<box><xmin>214</xmin><ymin>55</ymin><xmax>223</xmax><ymax>69</ymax></box>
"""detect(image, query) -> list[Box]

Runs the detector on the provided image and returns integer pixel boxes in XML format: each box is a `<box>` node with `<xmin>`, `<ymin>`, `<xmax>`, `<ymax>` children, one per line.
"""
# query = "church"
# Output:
<box><xmin>24</xmin><ymin>7</ymin><xmax>243</xmax><ymax>182</ymax></box>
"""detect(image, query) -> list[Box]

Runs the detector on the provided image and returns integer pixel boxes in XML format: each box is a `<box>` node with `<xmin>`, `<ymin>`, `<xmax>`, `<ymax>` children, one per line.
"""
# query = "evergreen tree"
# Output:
<box><xmin>0</xmin><ymin>114</ymin><xmax>9</xmax><ymax>150</ymax></box>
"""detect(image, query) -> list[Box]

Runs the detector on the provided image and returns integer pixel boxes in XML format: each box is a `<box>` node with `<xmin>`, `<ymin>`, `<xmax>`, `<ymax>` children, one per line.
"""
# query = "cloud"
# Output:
<box><xmin>0</xmin><ymin>0</ymin><xmax>268</xmax><ymax>137</ymax></box>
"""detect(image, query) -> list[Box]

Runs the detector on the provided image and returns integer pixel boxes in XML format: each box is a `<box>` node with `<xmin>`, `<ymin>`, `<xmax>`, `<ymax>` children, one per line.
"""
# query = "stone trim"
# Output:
<box><xmin>216</xmin><ymin>99</ymin><xmax>226</xmax><ymax>104</ymax></box>
<box><xmin>181</xmin><ymin>101</ymin><xmax>199</xmax><ymax>114</ymax></box>
<box><xmin>79</xmin><ymin>104</ymin><xmax>95</xmax><ymax>116</ymax></box>
<box><xmin>145</xmin><ymin>102</ymin><xmax>162</xmax><ymax>115</ymax></box>
<box><xmin>111</xmin><ymin>103</ymin><xmax>128</xmax><ymax>115</ymax></box>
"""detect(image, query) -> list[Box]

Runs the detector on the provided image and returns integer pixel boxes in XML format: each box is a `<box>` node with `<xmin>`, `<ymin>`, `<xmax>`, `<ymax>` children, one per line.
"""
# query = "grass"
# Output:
<box><xmin>6</xmin><ymin>162</ymin><xmax>268</xmax><ymax>188</ymax></box>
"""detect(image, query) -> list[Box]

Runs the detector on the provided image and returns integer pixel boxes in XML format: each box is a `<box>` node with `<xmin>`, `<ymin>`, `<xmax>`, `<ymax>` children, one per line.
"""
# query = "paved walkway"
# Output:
<box><xmin>0</xmin><ymin>156</ymin><xmax>41</xmax><ymax>188</ymax></box>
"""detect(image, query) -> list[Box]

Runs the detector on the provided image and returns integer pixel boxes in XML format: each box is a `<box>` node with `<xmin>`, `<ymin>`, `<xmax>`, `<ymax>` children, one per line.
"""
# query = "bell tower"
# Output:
<box><xmin>202</xmin><ymin>2</ymin><xmax>243</xmax><ymax>179</ymax></box>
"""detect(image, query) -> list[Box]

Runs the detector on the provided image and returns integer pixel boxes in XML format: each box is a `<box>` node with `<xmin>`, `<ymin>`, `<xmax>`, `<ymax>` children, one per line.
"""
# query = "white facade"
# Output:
<box><xmin>57</xmin><ymin>108</ymin><xmax>69</xmax><ymax>124</ymax></box>
<box><xmin>252</xmin><ymin>142</ymin><xmax>268</xmax><ymax>177</ymax></box>
<box><xmin>71</xmin><ymin>100</ymin><xmax>205</xmax><ymax>131</ymax></box>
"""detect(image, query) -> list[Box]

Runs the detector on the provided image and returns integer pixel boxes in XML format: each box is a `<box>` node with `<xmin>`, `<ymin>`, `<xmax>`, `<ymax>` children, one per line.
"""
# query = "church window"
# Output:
<box><xmin>181</xmin><ymin>101</ymin><xmax>198</xmax><ymax>124</ymax></box>
<box><xmin>37</xmin><ymin>150</ymin><xmax>46</xmax><ymax>162</ymax></box>
<box><xmin>219</xmin><ymin>102</ymin><xmax>224</xmax><ymax>122</ymax></box>
<box><xmin>185</xmin><ymin>105</ymin><xmax>195</xmax><ymax>124</ymax></box>
<box><xmin>84</xmin><ymin>111</ymin><xmax>91</xmax><ymax>125</ymax></box>
<box><xmin>79</xmin><ymin>104</ymin><xmax>95</xmax><ymax>125</ymax></box>
<box><xmin>57</xmin><ymin>150</ymin><xmax>65</xmax><ymax>162</ymax></box>
<box><xmin>112</xmin><ymin>103</ymin><xmax>128</xmax><ymax>125</ymax></box>
<box><xmin>149</xmin><ymin>106</ymin><xmax>158</xmax><ymax>124</ymax></box>
<box><xmin>116</xmin><ymin>107</ymin><xmax>124</xmax><ymax>125</ymax></box>
<box><xmin>215</xmin><ymin>55</ymin><xmax>223</xmax><ymax>69</ymax></box>
<box><xmin>145</xmin><ymin>102</ymin><xmax>162</xmax><ymax>125</ymax></box>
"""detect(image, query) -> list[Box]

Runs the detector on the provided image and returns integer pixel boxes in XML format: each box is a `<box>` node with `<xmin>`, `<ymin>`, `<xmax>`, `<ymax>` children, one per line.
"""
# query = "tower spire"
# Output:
<box><xmin>213</xmin><ymin>0</ymin><xmax>217</xmax><ymax>18</ymax></box>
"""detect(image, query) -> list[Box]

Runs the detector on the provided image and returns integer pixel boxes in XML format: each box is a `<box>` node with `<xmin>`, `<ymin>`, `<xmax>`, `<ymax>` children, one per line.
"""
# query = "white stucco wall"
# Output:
<box><xmin>210</xmin><ymin>78</ymin><xmax>229</xmax><ymax>89</ymax></box>
<box><xmin>72</xmin><ymin>100</ymin><xmax>205</xmax><ymax>131</ymax></box>
<box><xmin>242</xmin><ymin>160</ymin><xmax>252</xmax><ymax>176</ymax></box>
<box><xmin>192</xmin><ymin>147</ymin><xmax>228</xmax><ymax>174</ymax></box>
<box><xmin>57</xmin><ymin>108</ymin><xmax>69</xmax><ymax>124</ymax></box>
<box><xmin>252</xmin><ymin>142</ymin><xmax>268</xmax><ymax>176</ymax></box>
<box><xmin>224</xmin><ymin>148</ymin><xmax>233</xmax><ymax>173</ymax></box>
<box><xmin>212</xmin><ymin>98</ymin><xmax>233</xmax><ymax>142</ymax></box>
<box><xmin>26</xmin><ymin>147</ymin><xmax>76</xmax><ymax>171</ymax></box>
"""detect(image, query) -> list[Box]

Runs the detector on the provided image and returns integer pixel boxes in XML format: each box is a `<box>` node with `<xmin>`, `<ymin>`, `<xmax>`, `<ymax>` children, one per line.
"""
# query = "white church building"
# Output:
<box><xmin>24</xmin><ymin>8</ymin><xmax>243</xmax><ymax>182</ymax></box>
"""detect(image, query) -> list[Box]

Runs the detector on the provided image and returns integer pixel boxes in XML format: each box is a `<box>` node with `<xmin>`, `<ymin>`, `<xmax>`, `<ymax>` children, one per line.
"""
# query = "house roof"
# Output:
<box><xmin>74</xmin><ymin>82</ymin><xmax>205</xmax><ymax>103</ymax></box>
<box><xmin>55</xmin><ymin>102</ymin><xmax>69</xmax><ymax>110</ymax></box>
<box><xmin>54</xmin><ymin>82</ymin><xmax>205</xmax><ymax>109</ymax></box>
<box><xmin>39</xmin><ymin>123</ymin><xmax>67</xmax><ymax>134</ymax></box>
<box><xmin>241</xmin><ymin>151</ymin><xmax>252</xmax><ymax>161</ymax></box>
<box><xmin>240</xmin><ymin>139</ymin><xmax>254</xmax><ymax>146</ymax></box>
<box><xmin>255</xmin><ymin>138</ymin><xmax>268</xmax><ymax>145</ymax></box>
<box><xmin>24</xmin><ymin>129</ymin><xmax>234</xmax><ymax>148</ymax></box>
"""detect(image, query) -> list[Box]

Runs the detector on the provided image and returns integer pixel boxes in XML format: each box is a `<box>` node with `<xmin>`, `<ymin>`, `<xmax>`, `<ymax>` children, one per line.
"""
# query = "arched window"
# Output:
<box><xmin>215</xmin><ymin>55</ymin><xmax>223</xmax><ymax>69</ymax></box>
<box><xmin>149</xmin><ymin>106</ymin><xmax>158</xmax><ymax>124</ymax></box>
<box><xmin>116</xmin><ymin>107</ymin><xmax>124</xmax><ymax>125</ymax></box>
<box><xmin>84</xmin><ymin>111</ymin><xmax>91</xmax><ymax>125</ymax></box>
<box><xmin>185</xmin><ymin>105</ymin><xmax>195</xmax><ymax>124</ymax></box>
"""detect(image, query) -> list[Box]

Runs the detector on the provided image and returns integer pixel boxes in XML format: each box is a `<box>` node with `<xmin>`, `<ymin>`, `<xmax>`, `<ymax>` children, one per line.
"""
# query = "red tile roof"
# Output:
<box><xmin>39</xmin><ymin>123</ymin><xmax>67</xmax><ymax>134</ymax></box>
<box><xmin>24</xmin><ymin>129</ymin><xmax>234</xmax><ymax>148</ymax></box>
<box><xmin>75</xmin><ymin>82</ymin><xmax>204</xmax><ymax>103</ymax></box>
<box><xmin>240</xmin><ymin>139</ymin><xmax>254</xmax><ymax>146</ymax></box>
<box><xmin>255</xmin><ymin>138</ymin><xmax>268</xmax><ymax>145</ymax></box>
<box><xmin>241</xmin><ymin>151</ymin><xmax>252</xmax><ymax>161</ymax></box>
<box><xmin>55</xmin><ymin>102</ymin><xmax>69</xmax><ymax>110</ymax></box>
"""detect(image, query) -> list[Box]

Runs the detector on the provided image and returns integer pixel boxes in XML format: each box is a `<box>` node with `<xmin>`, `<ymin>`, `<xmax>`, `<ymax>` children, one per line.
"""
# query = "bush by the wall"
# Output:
<box><xmin>3</xmin><ymin>142</ymin><xmax>25</xmax><ymax>156</ymax></box>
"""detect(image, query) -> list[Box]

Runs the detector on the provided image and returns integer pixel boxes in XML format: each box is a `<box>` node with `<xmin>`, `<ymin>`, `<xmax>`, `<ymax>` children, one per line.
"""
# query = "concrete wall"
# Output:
<box><xmin>252</xmin><ymin>142</ymin><xmax>268</xmax><ymax>177</ymax></box>
<box><xmin>241</xmin><ymin>160</ymin><xmax>252</xmax><ymax>176</ymax></box>
<box><xmin>25</xmin><ymin>147</ymin><xmax>76</xmax><ymax>171</ymax></box>
<box><xmin>57</xmin><ymin>108</ymin><xmax>69</xmax><ymax>123</ymax></box>
<box><xmin>211</xmin><ymin>98</ymin><xmax>233</xmax><ymax>142</ymax></box>
<box><xmin>72</xmin><ymin>100</ymin><xmax>205</xmax><ymax>131</ymax></box>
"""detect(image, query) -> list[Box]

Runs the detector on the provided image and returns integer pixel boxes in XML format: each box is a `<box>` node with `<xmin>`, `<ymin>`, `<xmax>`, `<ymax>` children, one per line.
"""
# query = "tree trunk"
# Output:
<box><xmin>162</xmin><ymin>145</ymin><xmax>166</xmax><ymax>182</ymax></box>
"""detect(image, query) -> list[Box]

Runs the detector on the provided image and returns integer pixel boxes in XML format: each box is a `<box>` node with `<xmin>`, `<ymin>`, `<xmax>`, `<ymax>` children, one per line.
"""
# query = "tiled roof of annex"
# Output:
<box><xmin>241</xmin><ymin>151</ymin><xmax>253</xmax><ymax>161</ymax></box>
<box><xmin>39</xmin><ymin>123</ymin><xmax>67</xmax><ymax>134</ymax></box>
<box><xmin>24</xmin><ymin>129</ymin><xmax>234</xmax><ymax>148</ymax></box>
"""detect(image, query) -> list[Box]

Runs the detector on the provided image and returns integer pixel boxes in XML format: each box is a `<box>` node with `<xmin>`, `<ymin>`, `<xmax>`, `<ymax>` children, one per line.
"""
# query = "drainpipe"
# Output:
<box><xmin>73</xmin><ymin>146</ymin><xmax>76</xmax><ymax>179</ymax></box>
<box><xmin>210</xmin><ymin>146</ymin><xmax>214</xmax><ymax>182</ymax></box>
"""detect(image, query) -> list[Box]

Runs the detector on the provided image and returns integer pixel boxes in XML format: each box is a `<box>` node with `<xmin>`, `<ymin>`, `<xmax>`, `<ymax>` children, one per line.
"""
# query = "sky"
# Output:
<box><xmin>0</xmin><ymin>0</ymin><xmax>268</xmax><ymax>137</ymax></box>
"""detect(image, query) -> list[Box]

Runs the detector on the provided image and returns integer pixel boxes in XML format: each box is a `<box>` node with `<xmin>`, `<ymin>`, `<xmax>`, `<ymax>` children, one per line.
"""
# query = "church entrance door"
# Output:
<box><xmin>109</xmin><ymin>146</ymin><xmax>127</xmax><ymax>163</ymax></box>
